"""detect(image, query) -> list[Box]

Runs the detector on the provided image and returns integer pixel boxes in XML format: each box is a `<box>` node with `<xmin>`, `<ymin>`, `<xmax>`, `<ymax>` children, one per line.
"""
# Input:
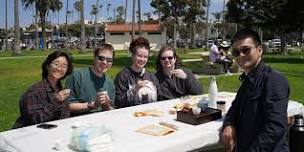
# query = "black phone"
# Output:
<box><xmin>36</xmin><ymin>123</ymin><xmax>57</xmax><ymax>129</ymax></box>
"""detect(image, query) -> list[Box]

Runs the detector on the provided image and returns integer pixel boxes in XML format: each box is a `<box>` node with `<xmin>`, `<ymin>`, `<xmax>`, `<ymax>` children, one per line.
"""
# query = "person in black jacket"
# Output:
<box><xmin>114</xmin><ymin>37</ymin><xmax>159</xmax><ymax>108</ymax></box>
<box><xmin>220</xmin><ymin>29</ymin><xmax>290</xmax><ymax>152</ymax></box>
<box><xmin>156</xmin><ymin>46</ymin><xmax>202</xmax><ymax>101</ymax></box>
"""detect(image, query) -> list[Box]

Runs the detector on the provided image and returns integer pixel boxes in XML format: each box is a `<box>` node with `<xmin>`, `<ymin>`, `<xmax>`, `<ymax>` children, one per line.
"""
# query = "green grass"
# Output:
<box><xmin>0</xmin><ymin>50</ymin><xmax>303</xmax><ymax>132</ymax></box>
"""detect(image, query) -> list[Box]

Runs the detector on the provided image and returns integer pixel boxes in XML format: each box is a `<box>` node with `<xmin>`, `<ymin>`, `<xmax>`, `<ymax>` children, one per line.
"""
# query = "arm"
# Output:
<box><xmin>246</xmin><ymin>74</ymin><xmax>289</xmax><ymax>152</ymax></box>
<box><xmin>184</xmin><ymin>69</ymin><xmax>203</xmax><ymax>95</ymax></box>
<box><xmin>114</xmin><ymin>72</ymin><xmax>137</xmax><ymax>108</ymax></box>
<box><xmin>21</xmin><ymin>90</ymin><xmax>67</xmax><ymax>125</ymax></box>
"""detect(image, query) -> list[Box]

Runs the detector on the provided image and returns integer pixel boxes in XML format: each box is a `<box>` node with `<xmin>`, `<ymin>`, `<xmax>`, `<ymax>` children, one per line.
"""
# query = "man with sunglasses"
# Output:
<box><xmin>220</xmin><ymin>29</ymin><xmax>290</xmax><ymax>152</ymax></box>
<box><xmin>65</xmin><ymin>44</ymin><xmax>116</xmax><ymax>116</ymax></box>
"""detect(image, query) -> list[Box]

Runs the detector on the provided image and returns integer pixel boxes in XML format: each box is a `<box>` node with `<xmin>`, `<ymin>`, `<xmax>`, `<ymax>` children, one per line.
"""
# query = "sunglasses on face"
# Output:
<box><xmin>97</xmin><ymin>55</ymin><xmax>113</xmax><ymax>63</ymax></box>
<box><xmin>232</xmin><ymin>46</ymin><xmax>256</xmax><ymax>57</ymax></box>
<box><xmin>160</xmin><ymin>56</ymin><xmax>174</xmax><ymax>61</ymax></box>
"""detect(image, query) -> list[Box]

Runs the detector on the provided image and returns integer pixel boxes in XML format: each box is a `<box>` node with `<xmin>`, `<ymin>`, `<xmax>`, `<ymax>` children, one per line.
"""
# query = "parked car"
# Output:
<box><xmin>271</xmin><ymin>39</ymin><xmax>281</xmax><ymax>48</ymax></box>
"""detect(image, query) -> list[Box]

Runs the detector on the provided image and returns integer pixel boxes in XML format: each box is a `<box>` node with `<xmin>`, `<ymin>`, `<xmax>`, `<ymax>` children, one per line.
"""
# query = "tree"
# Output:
<box><xmin>5</xmin><ymin>0</ymin><xmax>8</xmax><ymax>51</ymax></box>
<box><xmin>74</xmin><ymin>0</ymin><xmax>81</xmax><ymax>21</ymax></box>
<box><xmin>183</xmin><ymin>0</ymin><xmax>206</xmax><ymax>48</ymax></box>
<box><xmin>13</xmin><ymin>0</ymin><xmax>21</xmax><ymax>55</ymax></box>
<box><xmin>151</xmin><ymin>0</ymin><xmax>188</xmax><ymax>47</ymax></box>
<box><xmin>138</xmin><ymin>0</ymin><xmax>142</xmax><ymax>36</ymax></box>
<box><xmin>107</xmin><ymin>3</ymin><xmax>111</xmax><ymax>21</ymax></box>
<box><xmin>65</xmin><ymin>0</ymin><xmax>69</xmax><ymax>39</ymax></box>
<box><xmin>226</xmin><ymin>0</ymin><xmax>304</xmax><ymax>54</ymax></box>
<box><xmin>143</xmin><ymin>12</ymin><xmax>152</xmax><ymax>21</ymax></box>
<box><xmin>124</xmin><ymin>0</ymin><xmax>128</xmax><ymax>23</ymax></box>
<box><xmin>80</xmin><ymin>0</ymin><xmax>86</xmax><ymax>53</ymax></box>
<box><xmin>22</xmin><ymin>0</ymin><xmax>63</xmax><ymax>50</ymax></box>
<box><xmin>116</xmin><ymin>6</ymin><xmax>125</xmax><ymax>23</ymax></box>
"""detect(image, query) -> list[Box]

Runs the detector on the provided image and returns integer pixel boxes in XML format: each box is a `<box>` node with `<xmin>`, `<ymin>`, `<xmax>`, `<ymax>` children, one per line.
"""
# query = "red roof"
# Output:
<box><xmin>105</xmin><ymin>24</ymin><xmax>162</xmax><ymax>32</ymax></box>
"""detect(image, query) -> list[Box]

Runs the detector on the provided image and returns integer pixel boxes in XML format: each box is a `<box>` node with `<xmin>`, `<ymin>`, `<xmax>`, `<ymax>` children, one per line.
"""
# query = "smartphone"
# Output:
<box><xmin>36</xmin><ymin>123</ymin><xmax>58</xmax><ymax>129</ymax></box>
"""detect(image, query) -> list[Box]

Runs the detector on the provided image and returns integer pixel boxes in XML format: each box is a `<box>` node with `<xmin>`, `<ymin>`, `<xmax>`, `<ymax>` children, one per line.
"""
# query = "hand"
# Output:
<box><xmin>54</xmin><ymin>89</ymin><xmax>70</xmax><ymax>104</ymax></box>
<box><xmin>135</xmin><ymin>80</ymin><xmax>149</xmax><ymax>90</ymax></box>
<box><xmin>173</xmin><ymin>69</ymin><xmax>187</xmax><ymax>79</ymax></box>
<box><xmin>221</xmin><ymin>125</ymin><xmax>236</xmax><ymax>152</ymax></box>
<box><xmin>95</xmin><ymin>92</ymin><xmax>111</xmax><ymax>110</ymax></box>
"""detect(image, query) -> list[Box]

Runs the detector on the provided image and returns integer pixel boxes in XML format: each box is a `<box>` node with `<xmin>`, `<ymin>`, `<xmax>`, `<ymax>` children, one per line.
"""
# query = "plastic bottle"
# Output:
<box><xmin>289</xmin><ymin>115</ymin><xmax>304</xmax><ymax>152</ymax></box>
<box><xmin>208</xmin><ymin>76</ymin><xmax>218</xmax><ymax>108</ymax></box>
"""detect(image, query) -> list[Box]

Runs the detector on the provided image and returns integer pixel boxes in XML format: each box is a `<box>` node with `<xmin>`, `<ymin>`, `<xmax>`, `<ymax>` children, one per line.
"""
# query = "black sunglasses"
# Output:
<box><xmin>160</xmin><ymin>56</ymin><xmax>174</xmax><ymax>61</ymax></box>
<box><xmin>232</xmin><ymin>47</ymin><xmax>255</xmax><ymax>57</ymax></box>
<box><xmin>97</xmin><ymin>56</ymin><xmax>113</xmax><ymax>63</ymax></box>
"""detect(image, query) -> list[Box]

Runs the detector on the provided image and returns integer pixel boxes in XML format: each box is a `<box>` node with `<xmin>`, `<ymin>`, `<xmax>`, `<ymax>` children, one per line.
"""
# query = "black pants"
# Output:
<box><xmin>215</xmin><ymin>58</ymin><xmax>233</xmax><ymax>73</ymax></box>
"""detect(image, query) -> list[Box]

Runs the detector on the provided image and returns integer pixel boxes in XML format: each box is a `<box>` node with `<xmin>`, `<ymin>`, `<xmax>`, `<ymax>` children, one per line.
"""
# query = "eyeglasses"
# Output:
<box><xmin>97</xmin><ymin>55</ymin><xmax>113</xmax><ymax>63</ymax></box>
<box><xmin>232</xmin><ymin>46</ymin><xmax>256</xmax><ymax>57</ymax></box>
<box><xmin>50</xmin><ymin>62</ymin><xmax>68</xmax><ymax>70</ymax></box>
<box><xmin>160</xmin><ymin>56</ymin><xmax>174</xmax><ymax>61</ymax></box>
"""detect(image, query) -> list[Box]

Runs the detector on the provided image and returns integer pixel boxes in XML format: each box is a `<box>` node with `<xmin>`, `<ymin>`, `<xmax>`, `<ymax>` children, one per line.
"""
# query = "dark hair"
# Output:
<box><xmin>94</xmin><ymin>43</ymin><xmax>115</xmax><ymax>58</ymax></box>
<box><xmin>231</xmin><ymin>29</ymin><xmax>262</xmax><ymax>46</ymax></box>
<box><xmin>129</xmin><ymin>37</ymin><xmax>150</xmax><ymax>55</ymax></box>
<box><xmin>42</xmin><ymin>51</ymin><xmax>73</xmax><ymax>80</ymax></box>
<box><xmin>156</xmin><ymin>46</ymin><xmax>182</xmax><ymax>71</ymax></box>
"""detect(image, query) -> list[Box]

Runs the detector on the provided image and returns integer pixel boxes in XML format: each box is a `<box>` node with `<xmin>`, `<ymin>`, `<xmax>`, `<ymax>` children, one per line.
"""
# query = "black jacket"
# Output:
<box><xmin>223</xmin><ymin>62</ymin><xmax>290</xmax><ymax>152</ymax></box>
<box><xmin>156</xmin><ymin>67</ymin><xmax>203</xmax><ymax>101</ymax></box>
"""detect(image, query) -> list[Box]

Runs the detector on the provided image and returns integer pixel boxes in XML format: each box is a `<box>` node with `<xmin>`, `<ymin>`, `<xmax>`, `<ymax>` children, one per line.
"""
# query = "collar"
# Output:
<box><xmin>239</xmin><ymin>61</ymin><xmax>265</xmax><ymax>85</ymax></box>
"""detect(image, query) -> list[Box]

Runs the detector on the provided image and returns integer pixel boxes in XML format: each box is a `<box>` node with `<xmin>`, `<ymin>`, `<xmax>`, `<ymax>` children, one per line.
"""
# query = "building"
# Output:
<box><xmin>105</xmin><ymin>23</ymin><xmax>165</xmax><ymax>51</ymax></box>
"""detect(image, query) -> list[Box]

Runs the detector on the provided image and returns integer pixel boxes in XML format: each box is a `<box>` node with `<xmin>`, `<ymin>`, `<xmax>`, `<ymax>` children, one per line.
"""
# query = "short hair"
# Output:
<box><xmin>129</xmin><ymin>37</ymin><xmax>150</xmax><ymax>55</ymax></box>
<box><xmin>94</xmin><ymin>43</ymin><xmax>115</xmax><ymax>58</ymax></box>
<box><xmin>231</xmin><ymin>29</ymin><xmax>262</xmax><ymax>46</ymax></box>
<box><xmin>42</xmin><ymin>51</ymin><xmax>73</xmax><ymax>80</ymax></box>
<box><xmin>156</xmin><ymin>46</ymin><xmax>182</xmax><ymax>71</ymax></box>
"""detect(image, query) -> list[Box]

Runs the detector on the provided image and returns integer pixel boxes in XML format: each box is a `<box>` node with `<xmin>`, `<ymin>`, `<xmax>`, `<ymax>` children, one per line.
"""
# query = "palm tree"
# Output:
<box><xmin>80</xmin><ymin>0</ymin><xmax>86</xmax><ymax>53</ymax></box>
<box><xmin>90</xmin><ymin>4</ymin><xmax>98</xmax><ymax>47</ymax></box>
<box><xmin>13</xmin><ymin>0</ymin><xmax>21</xmax><ymax>55</ymax></box>
<box><xmin>74</xmin><ymin>0</ymin><xmax>81</xmax><ymax>21</ymax></box>
<box><xmin>5</xmin><ymin>0</ymin><xmax>8</xmax><ymax>51</ymax></box>
<box><xmin>22</xmin><ymin>0</ymin><xmax>63</xmax><ymax>50</ymax></box>
<box><xmin>107</xmin><ymin>3</ymin><xmax>111</xmax><ymax>21</ymax></box>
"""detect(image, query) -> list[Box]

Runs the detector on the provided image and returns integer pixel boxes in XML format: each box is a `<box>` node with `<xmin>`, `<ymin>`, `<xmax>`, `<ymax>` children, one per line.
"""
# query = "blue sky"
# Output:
<box><xmin>0</xmin><ymin>0</ymin><xmax>226</xmax><ymax>28</ymax></box>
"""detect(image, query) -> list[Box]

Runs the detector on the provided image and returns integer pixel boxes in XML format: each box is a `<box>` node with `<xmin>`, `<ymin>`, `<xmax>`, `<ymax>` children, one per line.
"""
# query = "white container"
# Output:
<box><xmin>208</xmin><ymin>76</ymin><xmax>218</xmax><ymax>108</ymax></box>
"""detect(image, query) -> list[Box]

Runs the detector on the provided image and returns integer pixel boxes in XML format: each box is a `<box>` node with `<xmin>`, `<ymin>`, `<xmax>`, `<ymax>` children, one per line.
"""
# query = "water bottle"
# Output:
<box><xmin>208</xmin><ymin>76</ymin><xmax>218</xmax><ymax>108</ymax></box>
<box><xmin>289</xmin><ymin>115</ymin><xmax>304</xmax><ymax>152</ymax></box>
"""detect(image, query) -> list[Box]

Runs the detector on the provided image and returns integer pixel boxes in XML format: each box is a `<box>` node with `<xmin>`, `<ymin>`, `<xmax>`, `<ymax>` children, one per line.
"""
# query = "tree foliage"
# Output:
<box><xmin>21</xmin><ymin>0</ymin><xmax>63</xmax><ymax>50</ymax></box>
<box><xmin>226</xmin><ymin>0</ymin><xmax>304</xmax><ymax>53</ymax></box>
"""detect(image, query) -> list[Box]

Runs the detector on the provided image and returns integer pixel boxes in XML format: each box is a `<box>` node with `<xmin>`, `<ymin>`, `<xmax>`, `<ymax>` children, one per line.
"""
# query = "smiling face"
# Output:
<box><xmin>232</xmin><ymin>37</ymin><xmax>263</xmax><ymax>73</ymax></box>
<box><xmin>93</xmin><ymin>49</ymin><xmax>113</xmax><ymax>74</ymax></box>
<box><xmin>132</xmin><ymin>47</ymin><xmax>149</xmax><ymax>71</ymax></box>
<box><xmin>160</xmin><ymin>50</ymin><xmax>176</xmax><ymax>72</ymax></box>
<box><xmin>47</xmin><ymin>56</ymin><xmax>68</xmax><ymax>82</ymax></box>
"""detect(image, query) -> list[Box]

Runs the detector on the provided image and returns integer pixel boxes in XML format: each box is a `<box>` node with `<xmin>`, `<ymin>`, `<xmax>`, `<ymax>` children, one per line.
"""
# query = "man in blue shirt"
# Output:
<box><xmin>220</xmin><ymin>29</ymin><xmax>290</xmax><ymax>152</ymax></box>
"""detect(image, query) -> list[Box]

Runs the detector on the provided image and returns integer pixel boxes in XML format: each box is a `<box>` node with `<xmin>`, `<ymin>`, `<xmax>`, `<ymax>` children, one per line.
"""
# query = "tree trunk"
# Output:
<box><xmin>40</xmin><ymin>14</ymin><xmax>47</xmax><ymax>50</ymax></box>
<box><xmin>132</xmin><ymin>0</ymin><xmax>136</xmax><ymax>40</ymax></box>
<box><xmin>138</xmin><ymin>0</ymin><xmax>142</xmax><ymax>36</ymax></box>
<box><xmin>205</xmin><ymin>0</ymin><xmax>210</xmax><ymax>50</ymax></box>
<box><xmin>35</xmin><ymin>8</ymin><xmax>39</xmax><ymax>49</ymax></box>
<box><xmin>5</xmin><ymin>0</ymin><xmax>8</xmax><ymax>51</ymax></box>
<box><xmin>13</xmin><ymin>0</ymin><xmax>21</xmax><ymax>55</ymax></box>
<box><xmin>80</xmin><ymin>0</ymin><xmax>86</xmax><ymax>53</ymax></box>
<box><xmin>65</xmin><ymin>0</ymin><xmax>69</xmax><ymax>40</ymax></box>
<box><xmin>124</xmin><ymin>0</ymin><xmax>128</xmax><ymax>23</ymax></box>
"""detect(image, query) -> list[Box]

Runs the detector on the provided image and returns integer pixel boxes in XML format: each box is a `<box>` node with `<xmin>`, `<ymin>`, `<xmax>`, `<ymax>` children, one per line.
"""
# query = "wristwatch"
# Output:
<box><xmin>87</xmin><ymin>101</ymin><xmax>95</xmax><ymax>110</ymax></box>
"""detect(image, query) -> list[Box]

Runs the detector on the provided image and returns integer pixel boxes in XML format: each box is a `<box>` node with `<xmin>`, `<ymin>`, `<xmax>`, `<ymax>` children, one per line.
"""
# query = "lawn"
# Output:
<box><xmin>0</xmin><ymin>49</ymin><xmax>303</xmax><ymax>132</ymax></box>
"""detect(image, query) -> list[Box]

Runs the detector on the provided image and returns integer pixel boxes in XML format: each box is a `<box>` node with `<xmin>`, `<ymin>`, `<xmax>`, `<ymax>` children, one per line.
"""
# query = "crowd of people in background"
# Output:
<box><xmin>13</xmin><ymin>29</ymin><xmax>290</xmax><ymax>152</ymax></box>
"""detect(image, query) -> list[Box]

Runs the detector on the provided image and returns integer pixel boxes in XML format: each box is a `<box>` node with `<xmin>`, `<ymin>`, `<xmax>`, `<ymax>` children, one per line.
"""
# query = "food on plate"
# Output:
<box><xmin>134</xmin><ymin>109</ymin><xmax>163</xmax><ymax>117</ymax></box>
